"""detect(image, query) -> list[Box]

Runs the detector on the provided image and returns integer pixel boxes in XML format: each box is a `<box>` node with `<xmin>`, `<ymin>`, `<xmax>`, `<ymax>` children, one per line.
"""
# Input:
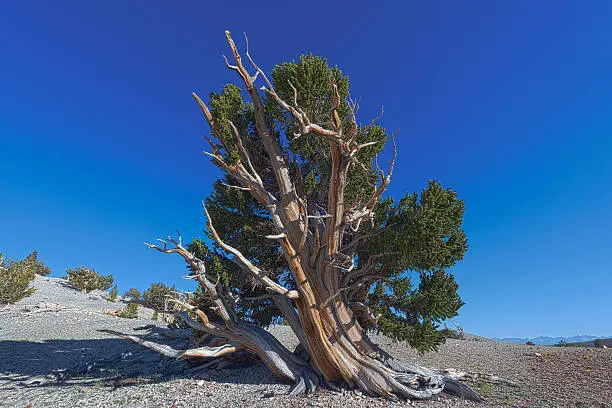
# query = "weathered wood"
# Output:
<box><xmin>110</xmin><ymin>30</ymin><xmax>487</xmax><ymax>402</ymax></box>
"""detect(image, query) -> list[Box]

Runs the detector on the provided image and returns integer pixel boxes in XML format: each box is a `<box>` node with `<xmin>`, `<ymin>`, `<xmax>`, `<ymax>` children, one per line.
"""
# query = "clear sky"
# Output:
<box><xmin>1</xmin><ymin>1</ymin><xmax>610</xmax><ymax>339</ymax></box>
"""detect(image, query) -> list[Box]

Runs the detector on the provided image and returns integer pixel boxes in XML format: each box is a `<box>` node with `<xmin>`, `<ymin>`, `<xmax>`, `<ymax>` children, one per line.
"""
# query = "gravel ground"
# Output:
<box><xmin>0</xmin><ymin>276</ymin><xmax>609</xmax><ymax>408</ymax></box>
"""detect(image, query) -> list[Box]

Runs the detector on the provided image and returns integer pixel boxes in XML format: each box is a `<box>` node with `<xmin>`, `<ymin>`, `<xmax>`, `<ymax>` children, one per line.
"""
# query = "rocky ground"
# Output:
<box><xmin>0</xmin><ymin>276</ymin><xmax>609</xmax><ymax>408</ymax></box>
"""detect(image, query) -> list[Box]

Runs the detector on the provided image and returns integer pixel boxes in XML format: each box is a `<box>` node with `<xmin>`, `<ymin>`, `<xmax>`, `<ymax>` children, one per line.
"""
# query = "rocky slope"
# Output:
<box><xmin>0</xmin><ymin>276</ymin><xmax>609</xmax><ymax>408</ymax></box>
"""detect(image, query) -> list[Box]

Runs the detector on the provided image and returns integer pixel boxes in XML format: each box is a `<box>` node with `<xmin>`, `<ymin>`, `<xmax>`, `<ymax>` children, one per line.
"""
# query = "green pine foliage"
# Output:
<box><xmin>124</xmin><ymin>287</ymin><xmax>142</xmax><ymax>300</ymax></box>
<box><xmin>142</xmin><ymin>282</ymin><xmax>177</xmax><ymax>311</ymax></box>
<box><xmin>0</xmin><ymin>252</ymin><xmax>38</xmax><ymax>305</ymax></box>
<box><xmin>119</xmin><ymin>303</ymin><xmax>139</xmax><ymax>319</ymax></box>
<box><xmin>65</xmin><ymin>266</ymin><xmax>114</xmax><ymax>292</ymax></box>
<box><xmin>108</xmin><ymin>284</ymin><xmax>119</xmax><ymax>302</ymax></box>
<box><xmin>190</xmin><ymin>54</ymin><xmax>468</xmax><ymax>352</ymax></box>
<box><xmin>24</xmin><ymin>251</ymin><xmax>52</xmax><ymax>276</ymax></box>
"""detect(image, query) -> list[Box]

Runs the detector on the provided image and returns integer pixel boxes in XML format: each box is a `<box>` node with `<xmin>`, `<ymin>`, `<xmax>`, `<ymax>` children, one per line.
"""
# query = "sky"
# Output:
<box><xmin>1</xmin><ymin>1</ymin><xmax>610</xmax><ymax>339</ymax></box>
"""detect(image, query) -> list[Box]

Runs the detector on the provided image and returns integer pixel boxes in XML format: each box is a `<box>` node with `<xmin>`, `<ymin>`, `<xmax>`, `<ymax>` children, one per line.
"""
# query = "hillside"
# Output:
<box><xmin>494</xmin><ymin>335</ymin><xmax>609</xmax><ymax>346</ymax></box>
<box><xmin>0</xmin><ymin>276</ymin><xmax>610</xmax><ymax>407</ymax></box>
<box><xmin>565</xmin><ymin>338</ymin><xmax>612</xmax><ymax>348</ymax></box>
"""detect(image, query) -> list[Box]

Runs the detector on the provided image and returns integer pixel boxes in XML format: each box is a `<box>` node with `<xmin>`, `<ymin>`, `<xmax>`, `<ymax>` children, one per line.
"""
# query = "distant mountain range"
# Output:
<box><xmin>493</xmin><ymin>335</ymin><xmax>609</xmax><ymax>345</ymax></box>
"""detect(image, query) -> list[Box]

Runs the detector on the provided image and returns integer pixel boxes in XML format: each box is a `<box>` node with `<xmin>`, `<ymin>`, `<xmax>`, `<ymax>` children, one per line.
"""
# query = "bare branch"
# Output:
<box><xmin>181</xmin><ymin>343</ymin><xmax>245</xmax><ymax>359</ymax></box>
<box><xmin>203</xmin><ymin>203</ymin><xmax>298</xmax><ymax>300</ymax></box>
<box><xmin>227</xmin><ymin>119</ymin><xmax>263</xmax><ymax>185</ymax></box>
<box><xmin>99</xmin><ymin>329</ymin><xmax>184</xmax><ymax>358</ymax></box>
<box><xmin>221</xmin><ymin>182</ymin><xmax>251</xmax><ymax>191</ymax></box>
<box><xmin>265</xmin><ymin>233</ymin><xmax>287</xmax><ymax>240</ymax></box>
<box><xmin>262</xmin><ymin>86</ymin><xmax>343</xmax><ymax>143</ymax></box>
<box><xmin>224</xmin><ymin>31</ymin><xmax>303</xmax><ymax>241</ymax></box>
<box><xmin>99</xmin><ymin>329</ymin><xmax>244</xmax><ymax>359</ymax></box>
<box><xmin>342</xmin><ymin>251</ymin><xmax>398</xmax><ymax>287</ymax></box>
<box><xmin>307</xmin><ymin>214</ymin><xmax>332</xmax><ymax>219</ymax></box>
<box><xmin>223</xmin><ymin>55</ymin><xmax>239</xmax><ymax>72</ymax></box>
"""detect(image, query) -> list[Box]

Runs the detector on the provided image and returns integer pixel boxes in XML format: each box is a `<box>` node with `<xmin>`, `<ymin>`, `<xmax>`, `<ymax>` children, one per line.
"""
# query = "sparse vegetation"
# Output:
<box><xmin>142</xmin><ymin>282</ymin><xmax>176</xmax><ymax>310</ymax></box>
<box><xmin>526</xmin><ymin>340</ymin><xmax>536</xmax><ymax>346</ymax></box>
<box><xmin>65</xmin><ymin>266</ymin><xmax>114</xmax><ymax>292</ymax></box>
<box><xmin>124</xmin><ymin>287</ymin><xmax>141</xmax><ymax>300</ymax></box>
<box><xmin>152</xmin><ymin>310</ymin><xmax>158</xmax><ymax>321</ymax></box>
<box><xmin>441</xmin><ymin>322</ymin><xmax>465</xmax><ymax>340</ymax></box>
<box><xmin>441</xmin><ymin>328</ymin><xmax>464</xmax><ymax>339</ymax></box>
<box><xmin>555</xmin><ymin>340</ymin><xmax>568</xmax><ymax>347</ymax></box>
<box><xmin>474</xmin><ymin>379</ymin><xmax>493</xmax><ymax>397</ymax></box>
<box><xmin>108</xmin><ymin>284</ymin><xmax>118</xmax><ymax>302</ymax></box>
<box><xmin>0</xmin><ymin>252</ymin><xmax>38</xmax><ymax>304</ymax></box>
<box><xmin>119</xmin><ymin>303</ymin><xmax>139</xmax><ymax>318</ymax></box>
<box><xmin>24</xmin><ymin>251</ymin><xmax>52</xmax><ymax>276</ymax></box>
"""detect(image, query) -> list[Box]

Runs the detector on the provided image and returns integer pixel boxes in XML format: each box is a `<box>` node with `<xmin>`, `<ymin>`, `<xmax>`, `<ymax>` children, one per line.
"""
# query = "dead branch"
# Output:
<box><xmin>203</xmin><ymin>204</ymin><xmax>298</xmax><ymax>300</ymax></box>
<box><xmin>99</xmin><ymin>329</ymin><xmax>243</xmax><ymax>359</ymax></box>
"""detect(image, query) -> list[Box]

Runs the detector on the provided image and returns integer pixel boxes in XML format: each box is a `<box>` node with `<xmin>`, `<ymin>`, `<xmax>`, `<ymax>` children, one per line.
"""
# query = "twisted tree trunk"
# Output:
<box><xmin>106</xmin><ymin>30</ymin><xmax>494</xmax><ymax>402</ymax></box>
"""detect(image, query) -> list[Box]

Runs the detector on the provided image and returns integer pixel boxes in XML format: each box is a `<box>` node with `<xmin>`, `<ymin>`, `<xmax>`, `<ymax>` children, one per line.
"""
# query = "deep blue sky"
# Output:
<box><xmin>1</xmin><ymin>1</ymin><xmax>610</xmax><ymax>339</ymax></box>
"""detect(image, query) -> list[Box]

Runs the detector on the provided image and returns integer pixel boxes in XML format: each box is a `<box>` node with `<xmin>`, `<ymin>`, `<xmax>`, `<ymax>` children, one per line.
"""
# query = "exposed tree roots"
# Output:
<box><xmin>101</xmin><ymin>322</ymin><xmax>318</xmax><ymax>396</ymax></box>
<box><xmin>102</xmin><ymin>325</ymin><xmax>492</xmax><ymax>401</ymax></box>
<box><xmin>378</xmin><ymin>350</ymin><xmax>485</xmax><ymax>401</ymax></box>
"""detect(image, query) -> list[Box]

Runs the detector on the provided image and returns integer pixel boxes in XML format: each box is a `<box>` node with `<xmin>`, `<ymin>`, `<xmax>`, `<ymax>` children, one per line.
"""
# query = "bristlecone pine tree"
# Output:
<box><xmin>109</xmin><ymin>32</ymin><xmax>490</xmax><ymax>401</ymax></box>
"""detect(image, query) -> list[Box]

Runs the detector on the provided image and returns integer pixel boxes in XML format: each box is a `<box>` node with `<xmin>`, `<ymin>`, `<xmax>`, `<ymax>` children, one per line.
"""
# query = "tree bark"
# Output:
<box><xmin>107</xmin><ymin>31</ymin><xmax>489</xmax><ymax>402</ymax></box>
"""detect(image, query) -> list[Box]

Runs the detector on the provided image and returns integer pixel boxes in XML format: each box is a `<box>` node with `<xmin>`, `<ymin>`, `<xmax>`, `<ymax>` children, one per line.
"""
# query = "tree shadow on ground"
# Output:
<box><xmin>0</xmin><ymin>328</ymin><xmax>280</xmax><ymax>390</ymax></box>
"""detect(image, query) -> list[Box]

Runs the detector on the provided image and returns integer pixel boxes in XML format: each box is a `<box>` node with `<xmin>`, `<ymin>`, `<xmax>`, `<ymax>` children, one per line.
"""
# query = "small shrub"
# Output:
<box><xmin>119</xmin><ymin>303</ymin><xmax>139</xmax><ymax>319</ymax></box>
<box><xmin>152</xmin><ymin>310</ymin><xmax>158</xmax><ymax>321</ymax></box>
<box><xmin>555</xmin><ymin>339</ymin><xmax>568</xmax><ymax>347</ymax></box>
<box><xmin>0</xmin><ymin>253</ymin><xmax>37</xmax><ymax>305</ymax></box>
<box><xmin>125</xmin><ymin>288</ymin><xmax>142</xmax><ymax>300</ymax></box>
<box><xmin>440</xmin><ymin>323</ymin><xmax>465</xmax><ymax>340</ymax></box>
<box><xmin>526</xmin><ymin>341</ymin><xmax>536</xmax><ymax>346</ymax></box>
<box><xmin>440</xmin><ymin>328</ymin><xmax>464</xmax><ymax>339</ymax></box>
<box><xmin>474</xmin><ymin>379</ymin><xmax>493</xmax><ymax>397</ymax></box>
<box><xmin>36</xmin><ymin>263</ymin><xmax>52</xmax><ymax>276</ymax></box>
<box><xmin>108</xmin><ymin>284</ymin><xmax>118</xmax><ymax>302</ymax></box>
<box><xmin>65</xmin><ymin>266</ymin><xmax>114</xmax><ymax>292</ymax></box>
<box><xmin>98</xmin><ymin>275</ymin><xmax>114</xmax><ymax>291</ymax></box>
<box><xmin>142</xmin><ymin>282</ymin><xmax>177</xmax><ymax>310</ymax></box>
<box><xmin>24</xmin><ymin>251</ymin><xmax>52</xmax><ymax>276</ymax></box>
<box><xmin>440</xmin><ymin>321</ymin><xmax>465</xmax><ymax>340</ymax></box>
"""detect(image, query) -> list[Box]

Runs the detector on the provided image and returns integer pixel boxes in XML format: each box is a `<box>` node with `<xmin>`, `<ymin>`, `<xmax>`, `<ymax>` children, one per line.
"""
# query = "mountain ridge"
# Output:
<box><xmin>493</xmin><ymin>335</ymin><xmax>610</xmax><ymax>345</ymax></box>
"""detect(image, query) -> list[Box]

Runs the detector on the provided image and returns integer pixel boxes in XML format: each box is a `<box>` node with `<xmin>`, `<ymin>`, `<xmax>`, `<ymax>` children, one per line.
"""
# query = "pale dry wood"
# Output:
<box><xmin>110</xmin><ymin>30</ymin><xmax>487</xmax><ymax>402</ymax></box>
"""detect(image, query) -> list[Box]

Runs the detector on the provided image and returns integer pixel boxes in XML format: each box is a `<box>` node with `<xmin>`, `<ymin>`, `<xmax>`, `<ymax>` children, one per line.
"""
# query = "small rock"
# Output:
<box><xmin>197</xmin><ymin>380</ymin><xmax>205</xmax><ymax>386</ymax></box>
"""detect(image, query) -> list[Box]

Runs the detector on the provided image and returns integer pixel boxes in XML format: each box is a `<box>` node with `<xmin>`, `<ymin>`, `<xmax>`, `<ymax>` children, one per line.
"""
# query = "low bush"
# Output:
<box><xmin>526</xmin><ymin>340</ymin><xmax>536</xmax><ymax>346</ymax></box>
<box><xmin>0</xmin><ymin>252</ymin><xmax>38</xmax><ymax>305</ymax></box>
<box><xmin>124</xmin><ymin>287</ymin><xmax>142</xmax><ymax>300</ymax></box>
<box><xmin>108</xmin><ymin>284</ymin><xmax>119</xmax><ymax>302</ymax></box>
<box><xmin>24</xmin><ymin>251</ymin><xmax>52</xmax><ymax>276</ymax></box>
<box><xmin>440</xmin><ymin>327</ymin><xmax>465</xmax><ymax>340</ymax></box>
<box><xmin>119</xmin><ymin>303</ymin><xmax>139</xmax><ymax>319</ymax></box>
<box><xmin>65</xmin><ymin>266</ymin><xmax>114</xmax><ymax>292</ymax></box>
<box><xmin>142</xmin><ymin>282</ymin><xmax>177</xmax><ymax>310</ymax></box>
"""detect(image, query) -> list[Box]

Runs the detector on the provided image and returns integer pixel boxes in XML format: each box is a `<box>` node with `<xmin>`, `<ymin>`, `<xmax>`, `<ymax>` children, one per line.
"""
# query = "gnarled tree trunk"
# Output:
<box><xmin>107</xmin><ymin>31</ymin><xmax>494</xmax><ymax>402</ymax></box>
